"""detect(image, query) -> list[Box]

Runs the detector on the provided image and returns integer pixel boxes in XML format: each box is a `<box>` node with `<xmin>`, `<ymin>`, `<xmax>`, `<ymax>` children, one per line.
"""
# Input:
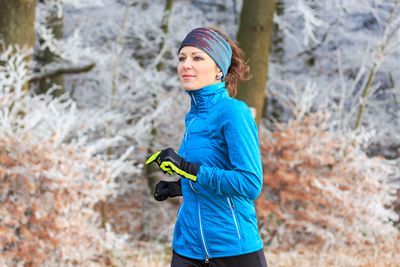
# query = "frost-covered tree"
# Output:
<box><xmin>267</xmin><ymin>0</ymin><xmax>400</xmax><ymax>147</ymax></box>
<box><xmin>33</xmin><ymin>0</ymin><xmax>65</xmax><ymax>96</ymax></box>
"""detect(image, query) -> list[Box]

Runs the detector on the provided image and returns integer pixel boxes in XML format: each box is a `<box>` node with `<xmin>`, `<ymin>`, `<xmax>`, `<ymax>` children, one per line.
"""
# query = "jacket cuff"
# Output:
<box><xmin>196</xmin><ymin>165</ymin><xmax>208</xmax><ymax>185</ymax></box>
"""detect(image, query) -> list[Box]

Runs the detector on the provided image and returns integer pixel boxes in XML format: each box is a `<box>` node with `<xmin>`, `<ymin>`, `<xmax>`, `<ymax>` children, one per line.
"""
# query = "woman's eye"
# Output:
<box><xmin>194</xmin><ymin>57</ymin><xmax>203</xmax><ymax>61</ymax></box>
<box><xmin>178</xmin><ymin>57</ymin><xmax>186</xmax><ymax>62</ymax></box>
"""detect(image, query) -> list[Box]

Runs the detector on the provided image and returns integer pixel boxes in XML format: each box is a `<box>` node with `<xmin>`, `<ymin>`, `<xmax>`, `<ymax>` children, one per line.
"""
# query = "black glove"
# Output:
<box><xmin>154</xmin><ymin>179</ymin><xmax>182</xmax><ymax>201</ymax></box>
<box><xmin>145</xmin><ymin>148</ymin><xmax>200</xmax><ymax>182</ymax></box>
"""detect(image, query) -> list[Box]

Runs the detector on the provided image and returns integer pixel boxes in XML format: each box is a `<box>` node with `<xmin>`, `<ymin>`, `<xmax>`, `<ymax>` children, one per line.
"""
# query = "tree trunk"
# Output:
<box><xmin>236</xmin><ymin>0</ymin><xmax>276</xmax><ymax>126</ymax></box>
<box><xmin>156</xmin><ymin>0</ymin><xmax>173</xmax><ymax>71</ymax></box>
<box><xmin>0</xmin><ymin>0</ymin><xmax>36</xmax><ymax>90</ymax></box>
<box><xmin>0</xmin><ymin>0</ymin><xmax>36</xmax><ymax>50</ymax></box>
<box><xmin>34</xmin><ymin>1</ymin><xmax>65</xmax><ymax>97</ymax></box>
<box><xmin>263</xmin><ymin>0</ymin><xmax>284</xmax><ymax>121</ymax></box>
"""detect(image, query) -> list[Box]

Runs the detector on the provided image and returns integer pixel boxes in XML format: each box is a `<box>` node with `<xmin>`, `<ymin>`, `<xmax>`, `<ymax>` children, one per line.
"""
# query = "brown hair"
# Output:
<box><xmin>209</xmin><ymin>27</ymin><xmax>251</xmax><ymax>97</ymax></box>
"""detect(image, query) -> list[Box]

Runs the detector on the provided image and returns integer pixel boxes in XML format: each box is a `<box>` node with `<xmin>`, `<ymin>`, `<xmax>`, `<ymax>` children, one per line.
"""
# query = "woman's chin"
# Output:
<box><xmin>182</xmin><ymin>85</ymin><xmax>201</xmax><ymax>91</ymax></box>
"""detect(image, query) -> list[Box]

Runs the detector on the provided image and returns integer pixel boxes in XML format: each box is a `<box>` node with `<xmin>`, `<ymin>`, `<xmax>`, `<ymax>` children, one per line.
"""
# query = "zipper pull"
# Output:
<box><xmin>205</xmin><ymin>255</ymin><xmax>210</xmax><ymax>264</ymax></box>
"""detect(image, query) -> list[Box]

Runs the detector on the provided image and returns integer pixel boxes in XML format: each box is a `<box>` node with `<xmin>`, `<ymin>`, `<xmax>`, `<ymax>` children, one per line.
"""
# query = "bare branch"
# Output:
<box><xmin>29</xmin><ymin>62</ymin><xmax>95</xmax><ymax>82</ymax></box>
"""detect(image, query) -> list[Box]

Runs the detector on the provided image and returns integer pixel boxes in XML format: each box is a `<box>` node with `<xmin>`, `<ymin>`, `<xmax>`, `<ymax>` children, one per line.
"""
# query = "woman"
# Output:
<box><xmin>146</xmin><ymin>27</ymin><xmax>268</xmax><ymax>267</ymax></box>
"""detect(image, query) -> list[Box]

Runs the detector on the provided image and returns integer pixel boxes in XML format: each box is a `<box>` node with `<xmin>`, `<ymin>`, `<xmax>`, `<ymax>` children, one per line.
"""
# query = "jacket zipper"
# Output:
<box><xmin>185</xmin><ymin>92</ymin><xmax>198</xmax><ymax>192</ymax></box>
<box><xmin>227</xmin><ymin>197</ymin><xmax>241</xmax><ymax>239</ymax></box>
<box><xmin>177</xmin><ymin>202</ymin><xmax>184</xmax><ymax>217</ymax></box>
<box><xmin>184</xmin><ymin>93</ymin><xmax>197</xmax><ymax>145</ymax></box>
<box><xmin>198</xmin><ymin>201</ymin><xmax>210</xmax><ymax>263</ymax></box>
<box><xmin>186</xmin><ymin>93</ymin><xmax>209</xmax><ymax>262</ymax></box>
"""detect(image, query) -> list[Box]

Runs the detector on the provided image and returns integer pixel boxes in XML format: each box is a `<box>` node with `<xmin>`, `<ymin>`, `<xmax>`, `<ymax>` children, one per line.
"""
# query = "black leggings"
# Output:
<box><xmin>171</xmin><ymin>249</ymin><xmax>268</xmax><ymax>267</ymax></box>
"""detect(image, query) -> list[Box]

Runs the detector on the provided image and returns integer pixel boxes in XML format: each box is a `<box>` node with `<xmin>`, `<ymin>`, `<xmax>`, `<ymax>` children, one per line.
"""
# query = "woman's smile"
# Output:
<box><xmin>182</xmin><ymin>74</ymin><xmax>195</xmax><ymax>79</ymax></box>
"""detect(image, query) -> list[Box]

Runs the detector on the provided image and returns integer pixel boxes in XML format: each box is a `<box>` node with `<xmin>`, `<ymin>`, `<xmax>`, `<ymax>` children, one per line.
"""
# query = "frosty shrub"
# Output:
<box><xmin>257</xmin><ymin>112</ymin><xmax>398</xmax><ymax>249</ymax></box>
<box><xmin>0</xmin><ymin>134</ymin><xmax>119</xmax><ymax>265</ymax></box>
<box><xmin>0</xmin><ymin>47</ymin><xmax>128</xmax><ymax>265</ymax></box>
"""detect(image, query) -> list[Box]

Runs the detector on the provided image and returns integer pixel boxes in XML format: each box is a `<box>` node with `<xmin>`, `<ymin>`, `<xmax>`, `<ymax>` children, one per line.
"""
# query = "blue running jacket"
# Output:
<box><xmin>173</xmin><ymin>82</ymin><xmax>263</xmax><ymax>260</ymax></box>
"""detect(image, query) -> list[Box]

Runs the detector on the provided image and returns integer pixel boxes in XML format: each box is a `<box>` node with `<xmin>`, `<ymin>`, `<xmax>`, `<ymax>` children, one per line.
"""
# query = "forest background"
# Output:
<box><xmin>0</xmin><ymin>0</ymin><xmax>400</xmax><ymax>266</ymax></box>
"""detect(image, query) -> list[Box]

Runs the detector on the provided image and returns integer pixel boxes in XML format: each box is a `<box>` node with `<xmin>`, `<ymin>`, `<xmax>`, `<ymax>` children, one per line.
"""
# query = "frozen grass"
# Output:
<box><xmin>266</xmin><ymin>237</ymin><xmax>400</xmax><ymax>267</ymax></box>
<box><xmin>106</xmin><ymin>241</ymin><xmax>171</xmax><ymax>267</ymax></box>
<box><xmin>107</xmin><ymin>234</ymin><xmax>400</xmax><ymax>267</ymax></box>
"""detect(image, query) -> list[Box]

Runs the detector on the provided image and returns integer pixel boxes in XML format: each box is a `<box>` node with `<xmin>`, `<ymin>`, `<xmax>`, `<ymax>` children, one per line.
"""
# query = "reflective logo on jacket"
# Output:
<box><xmin>172</xmin><ymin>82</ymin><xmax>263</xmax><ymax>260</ymax></box>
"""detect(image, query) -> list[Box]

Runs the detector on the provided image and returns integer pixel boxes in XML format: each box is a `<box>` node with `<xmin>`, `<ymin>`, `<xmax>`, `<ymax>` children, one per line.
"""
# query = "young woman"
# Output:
<box><xmin>146</xmin><ymin>27</ymin><xmax>268</xmax><ymax>267</ymax></box>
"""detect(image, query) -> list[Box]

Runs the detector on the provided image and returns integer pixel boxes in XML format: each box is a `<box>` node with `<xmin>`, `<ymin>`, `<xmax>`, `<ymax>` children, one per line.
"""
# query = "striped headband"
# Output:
<box><xmin>178</xmin><ymin>28</ymin><xmax>232</xmax><ymax>80</ymax></box>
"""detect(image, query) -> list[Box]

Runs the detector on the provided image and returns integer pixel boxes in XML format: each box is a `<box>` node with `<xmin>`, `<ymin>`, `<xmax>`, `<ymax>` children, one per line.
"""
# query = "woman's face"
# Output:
<box><xmin>177</xmin><ymin>46</ymin><xmax>221</xmax><ymax>91</ymax></box>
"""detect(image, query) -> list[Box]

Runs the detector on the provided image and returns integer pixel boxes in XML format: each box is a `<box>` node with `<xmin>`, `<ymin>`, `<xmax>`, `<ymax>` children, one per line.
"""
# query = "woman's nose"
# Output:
<box><xmin>183</xmin><ymin>58</ymin><xmax>192</xmax><ymax>69</ymax></box>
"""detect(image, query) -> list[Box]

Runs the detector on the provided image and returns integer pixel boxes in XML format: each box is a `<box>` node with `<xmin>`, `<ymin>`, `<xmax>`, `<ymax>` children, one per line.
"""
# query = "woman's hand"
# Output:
<box><xmin>145</xmin><ymin>148</ymin><xmax>200</xmax><ymax>182</ymax></box>
<box><xmin>154</xmin><ymin>180</ymin><xmax>182</xmax><ymax>201</ymax></box>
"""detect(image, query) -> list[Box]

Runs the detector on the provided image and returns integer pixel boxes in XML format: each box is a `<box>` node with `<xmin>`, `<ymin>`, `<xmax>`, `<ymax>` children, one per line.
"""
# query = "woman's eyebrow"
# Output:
<box><xmin>179</xmin><ymin>52</ymin><xmax>206</xmax><ymax>56</ymax></box>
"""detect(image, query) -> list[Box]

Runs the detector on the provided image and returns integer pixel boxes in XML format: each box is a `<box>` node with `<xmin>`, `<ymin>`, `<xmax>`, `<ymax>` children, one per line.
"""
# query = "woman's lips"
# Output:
<box><xmin>183</xmin><ymin>74</ymin><xmax>195</xmax><ymax>79</ymax></box>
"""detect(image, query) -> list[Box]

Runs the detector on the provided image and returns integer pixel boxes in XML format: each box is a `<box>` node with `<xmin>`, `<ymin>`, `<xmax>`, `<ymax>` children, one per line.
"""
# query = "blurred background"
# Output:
<box><xmin>0</xmin><ymin>0</ymin><xmax>399</xmax><ymax>266</ymax></box>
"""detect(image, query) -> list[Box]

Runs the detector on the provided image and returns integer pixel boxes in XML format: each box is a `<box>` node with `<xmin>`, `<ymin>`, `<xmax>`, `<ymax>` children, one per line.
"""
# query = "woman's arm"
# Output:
<box><xmin>196</xmin><ymin>100</ymin><xmax>263</xmax><ymax>200</ymax></box>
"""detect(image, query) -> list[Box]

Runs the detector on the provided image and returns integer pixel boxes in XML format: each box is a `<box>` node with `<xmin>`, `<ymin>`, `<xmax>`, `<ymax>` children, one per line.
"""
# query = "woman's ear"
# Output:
<box><xmin>216</xmin><ymin>67</ymin><xmax>223</xmax><ymax>80</ymax></box>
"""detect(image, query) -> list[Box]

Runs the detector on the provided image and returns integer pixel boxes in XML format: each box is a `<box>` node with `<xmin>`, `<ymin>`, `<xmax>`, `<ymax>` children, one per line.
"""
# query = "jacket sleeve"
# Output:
<box><xmin>195</xmin><ymin>100</ymin><xmax>263</xmax><ymax>200</ymax></box>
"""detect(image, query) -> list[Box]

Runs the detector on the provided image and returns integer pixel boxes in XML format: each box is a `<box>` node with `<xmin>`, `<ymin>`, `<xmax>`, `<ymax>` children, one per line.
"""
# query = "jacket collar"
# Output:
<box><xmin>186</xmin><ymin>82</ymin><xmax>228</xmax><ymax>111</ymax></box>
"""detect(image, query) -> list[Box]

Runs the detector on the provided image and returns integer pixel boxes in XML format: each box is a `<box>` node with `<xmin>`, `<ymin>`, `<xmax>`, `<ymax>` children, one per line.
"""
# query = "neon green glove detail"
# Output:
<box><xmin>145</xmin><ymin>148</ymin><xmax>200</xmax><ymax>182</ymax></box>
<box><xmin>146</xmin><ymin>150</ymin><xmax>173</xmax><ymax>175</ymax></box>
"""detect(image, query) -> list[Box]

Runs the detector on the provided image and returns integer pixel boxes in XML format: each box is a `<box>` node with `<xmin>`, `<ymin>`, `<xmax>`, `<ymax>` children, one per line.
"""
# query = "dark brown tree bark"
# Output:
<box><xmin>0</xmin><ymin>0</ymin><xmax>36</xmax><ymax>90</ymax></box>
<box><xmin>0</xmin><ymin>0</ymin><xmax>36</xmax><ymax>50</ymax></box>
<box><xmin>236</xmin><ymin>0</ymin><xmax>276</xmax><ymax>126</ymax></box>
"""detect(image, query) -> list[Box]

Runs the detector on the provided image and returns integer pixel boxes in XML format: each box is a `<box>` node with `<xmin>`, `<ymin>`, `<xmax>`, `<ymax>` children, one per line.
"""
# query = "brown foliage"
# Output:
<box><xmin>257</xmin><ymin>112</ymin><xmax>396</xmax><ymax>249</ymax></box>
<box><xmin>0</xmin><ymin>133</ymin><xmax>116</xmax><ymax>266</ymax></box>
